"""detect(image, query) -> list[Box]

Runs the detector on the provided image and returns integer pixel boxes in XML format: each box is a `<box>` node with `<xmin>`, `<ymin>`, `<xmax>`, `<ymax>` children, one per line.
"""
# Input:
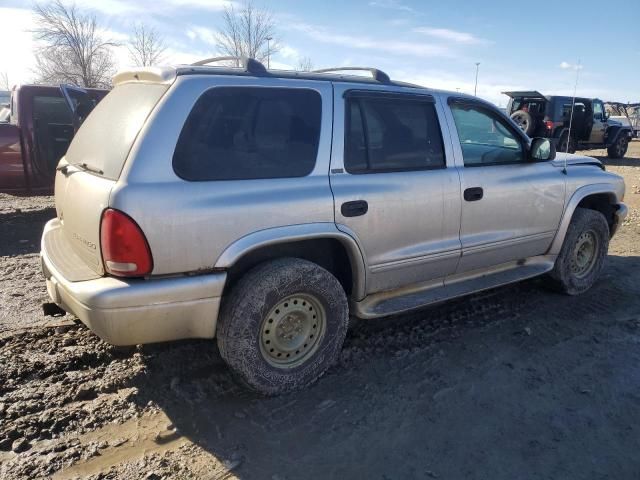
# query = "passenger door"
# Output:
<box><xmin>589</xmin><ymin>100</ymin><xmax>606</xmax><ymax>144</ymax></box>
<box><xmin>445</xmin><ymin>97</ymin><xmax>565</xmax><ymax>274</ymax></box>
<box><xmin>330</xmin><ymin>85</ymin><xmax>461</xmax><ymax>295</ymax></box>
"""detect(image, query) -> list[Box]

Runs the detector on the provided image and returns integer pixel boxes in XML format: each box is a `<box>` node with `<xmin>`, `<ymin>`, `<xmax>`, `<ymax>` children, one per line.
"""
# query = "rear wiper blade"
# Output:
<box><xmin>57</xmin><ymin>162</ymin><xmax>104</xmax><ymax>175</ymax></box>
<box><xmin>80</xmin><ymin>162</ymin><xmax>104</xmax><ymax>175</ymax></box>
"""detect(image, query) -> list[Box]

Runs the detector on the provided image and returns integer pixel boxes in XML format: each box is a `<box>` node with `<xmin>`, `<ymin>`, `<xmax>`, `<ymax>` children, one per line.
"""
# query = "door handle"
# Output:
<box><xmin>341</xmin><ymin>200</ymin><xmax>368</xmax><ymax>217</ymax></box>
<box><xmin>464</xmin><ymin>187</ymin><xmax>483</xmax><ymax>202</ymax></box>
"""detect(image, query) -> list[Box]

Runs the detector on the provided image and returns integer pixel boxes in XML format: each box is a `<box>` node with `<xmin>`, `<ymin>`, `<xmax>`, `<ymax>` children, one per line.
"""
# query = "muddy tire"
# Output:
<box><xmin>558</xmin><ymin>133</ymin><xmax>576</xmax><ymax>154</ymax></box>
<box><xmin>607</xmin><ymin>135</ymin><xmax>628</xmax><ymax>159</ymax></box>
<box><xmin>546</xmin><ymin>208</ymin><xmax>609</xmax><ymax>295</ymax></box>
<box><xmin>217</xmin><ymin>258</ymin><xmax>349</xmax><ymax>395</ymax></box>
<box><xmin>510</xmin><ymin>110</ymin><xmax>536</xmax><ymax>136</ymax></box>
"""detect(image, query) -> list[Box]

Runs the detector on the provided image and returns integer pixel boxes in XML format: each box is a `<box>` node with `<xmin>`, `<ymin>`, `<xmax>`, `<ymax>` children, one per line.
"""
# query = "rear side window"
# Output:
<box><xmin>344</xmin><ymin>95</ymin><xmax>445</xmax><ymax>174</ymax></box>
<box><xmin>33</xmin><ymin>96</ymin><xmax>73</xmax><ymax>124</ymax></box>
<box><xmin>173</xmin><ymin>87</ymin><xmax>322</xmax><ymax>181</ymax></box>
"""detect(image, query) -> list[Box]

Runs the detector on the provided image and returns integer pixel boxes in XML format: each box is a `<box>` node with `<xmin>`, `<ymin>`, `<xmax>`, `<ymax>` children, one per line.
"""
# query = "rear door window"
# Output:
<box><xmin>344</xmin><ymin>94</ymin><xmax>445</xmax><ymax>174</ymax></box>
<box><xmin>173</xmin><ymin>87</ymin><xmax>322</xmax><ymax>181</ymax></box>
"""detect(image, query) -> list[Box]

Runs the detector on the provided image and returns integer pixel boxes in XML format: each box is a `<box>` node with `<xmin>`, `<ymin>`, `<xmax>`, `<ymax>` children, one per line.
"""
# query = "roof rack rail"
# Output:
<box><xmin>191</xmin><ymin>56</ymin><xmax>267</xmax><ymax>75</ymax></box>
<box><xmin>312</xmin><ymin>67</ymin><xmax>391</xmax><ymax>84</ymax></box>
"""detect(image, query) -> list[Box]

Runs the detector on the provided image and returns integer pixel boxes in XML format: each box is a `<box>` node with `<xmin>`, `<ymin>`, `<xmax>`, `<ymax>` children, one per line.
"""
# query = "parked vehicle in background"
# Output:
<box><xmin>41</xmin><ymin>58</ymin><xmax>627</xmax><ymax>395</ymax></box>
<box><xmin>0</xmin><ymin>85</ymin><xmax>107</xmax><ymax>194</ymax></box>
<box><xmin>504</xmin><ymin>91</ymin><xmax>633</xmax><ymax>158</ymax></box>
<box><xmin>607</xmin><ymin>102</ymin><xmax>640</xmax><ymax>139</ymax></box>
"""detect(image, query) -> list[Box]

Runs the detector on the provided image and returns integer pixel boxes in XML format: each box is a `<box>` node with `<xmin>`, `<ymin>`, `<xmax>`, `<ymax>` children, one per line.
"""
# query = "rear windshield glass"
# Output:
<box><xmin>66</xmin><ymin>83</ymin><xmax>167</xmax><ymax>180</ymax></box>
<box><xmin>172</xmin><ymin>87</ymin><xmax>322</xmax><ymax>181</ymax></box>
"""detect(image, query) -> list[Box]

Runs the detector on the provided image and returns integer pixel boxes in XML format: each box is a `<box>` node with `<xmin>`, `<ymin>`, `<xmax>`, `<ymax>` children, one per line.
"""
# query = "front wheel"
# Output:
<box><xmin>607</xmin><ymin>135</ymin><xmax>628</xmax><ymax>159</ymax></box>
<box><xmin>546</xmin><ymin>208</ymin><xmax>609</xmax><ymax>295</ymax></box>
<box><xmin>217</xmin><ymin>258</ymin><xmax>349</xmax><ymax>395</ymax></box>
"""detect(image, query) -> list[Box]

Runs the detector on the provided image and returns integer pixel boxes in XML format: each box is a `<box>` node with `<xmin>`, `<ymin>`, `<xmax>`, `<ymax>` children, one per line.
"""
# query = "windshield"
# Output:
<box><xmin>65</xmin><ymin>83</ymin><xmax>167</xmax><ymax>180</ymax></box>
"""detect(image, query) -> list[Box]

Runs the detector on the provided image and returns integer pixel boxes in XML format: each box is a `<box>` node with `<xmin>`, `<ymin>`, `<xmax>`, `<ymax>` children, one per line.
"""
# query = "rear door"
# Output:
<box><xmin>445</xmin><ymin>96</ymin><xmax>565</xmax><ymax>274</ymax></box>
<box><xmin>589</xmin><ymin>100</ymin><xmax>606</xmax><ymax>144</ymax></box>
<box><xmin>330</xmin><ymin>85</ymin><xmax>461</xmax><ymax>295</ymax></box>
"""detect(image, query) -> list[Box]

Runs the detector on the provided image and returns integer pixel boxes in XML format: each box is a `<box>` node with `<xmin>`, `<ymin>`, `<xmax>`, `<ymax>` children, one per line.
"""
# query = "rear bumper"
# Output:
<box><xmin>611</xmin><ymin>202</ymin><xmax>628</xmax><ymax>237</ymax></box>
<box><xmin>41</xmin><ymin>228</ymin><xmax>226</xmax><ymax>346</ymax></box>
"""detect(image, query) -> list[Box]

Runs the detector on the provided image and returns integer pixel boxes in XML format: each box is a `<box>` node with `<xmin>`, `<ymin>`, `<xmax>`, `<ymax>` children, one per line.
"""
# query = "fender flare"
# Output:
<box><xmin>214</xmin><ymin>222</ymin><xmax>368</xmax><ymax>300</ymax></box>
<box><xmin>606</xmin><ymin>125</ymin><xmax>632</xmax><ymax>145</ymax></box>
<box><xmin>547</xmin><ymin>184</ymin><xmax>621</xmax><ymax>256</ymax></box>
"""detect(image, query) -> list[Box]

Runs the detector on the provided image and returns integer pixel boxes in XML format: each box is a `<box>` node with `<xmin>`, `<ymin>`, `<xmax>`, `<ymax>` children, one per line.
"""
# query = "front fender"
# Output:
<box><xmin>214</xmin><ymin>223</ymin><xmax>368</xmax><ymax>300</ymax></box>
<box><xmin>547</xmin><ymin>184</ymin><xmax>622</xmax><ymax>255</ymax></box>
<box><xmin>606</xmin><ymin>125</ymin><xmax>632</xmax><ymax>145</ymax></box>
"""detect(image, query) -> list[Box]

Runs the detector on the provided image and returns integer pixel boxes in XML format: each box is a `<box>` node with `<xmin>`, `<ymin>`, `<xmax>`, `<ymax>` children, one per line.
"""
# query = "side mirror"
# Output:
<box><xmin>530</xmin><ymin>137</ymin><xmax>556</xmax><ymax>161</ymax></box>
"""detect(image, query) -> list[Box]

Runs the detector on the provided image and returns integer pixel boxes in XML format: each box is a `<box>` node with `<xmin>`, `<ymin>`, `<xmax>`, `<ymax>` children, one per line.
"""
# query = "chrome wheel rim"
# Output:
<box><xmin>570</xmin><ymin>230</ymin><xmax>598</xmax><ymax>278</ymax></box>
<box><xmin>259</xmin><ymin>293</ymin><xmax>326</xmax><ymax>368</ymax></box>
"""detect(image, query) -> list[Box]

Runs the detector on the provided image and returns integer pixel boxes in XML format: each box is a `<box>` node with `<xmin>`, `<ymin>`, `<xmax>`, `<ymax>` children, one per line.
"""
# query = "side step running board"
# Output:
<box><xmin>352</xmin><ymin>258</ymin><xmax>555</xmax><ymax>319</ymax></box>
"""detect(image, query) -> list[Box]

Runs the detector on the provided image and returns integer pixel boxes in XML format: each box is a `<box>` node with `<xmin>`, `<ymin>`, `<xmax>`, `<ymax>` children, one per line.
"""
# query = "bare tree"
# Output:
<box><xmin>32</xmin><ymin>0</ymin><xmax>117</xmax><ymax>88</ymax></box>
<box><xmin>216</xmin><ymin>2</ymin><xmax>280</xmax><ymax>65</ymax></box>
<box><xmin>127</xmin><ymin>24</ymin><xmax>167</xmax><ymax>67</ymax></box>
<box><xmin>296</xmin><ymin>57</ymin><xmax>314</xmax><ymax>72</ymax></box>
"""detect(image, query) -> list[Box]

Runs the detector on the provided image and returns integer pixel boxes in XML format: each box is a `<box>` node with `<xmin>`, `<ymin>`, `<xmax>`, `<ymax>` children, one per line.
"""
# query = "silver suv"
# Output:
<box><xmin>41</xmin><ymin>58</ymin><xmax>627</xmax><ymax>394</ymax></box>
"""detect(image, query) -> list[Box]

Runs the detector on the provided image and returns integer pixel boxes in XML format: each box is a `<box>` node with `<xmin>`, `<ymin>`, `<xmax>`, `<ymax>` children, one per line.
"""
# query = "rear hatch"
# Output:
<box><xmin>46</xmin><ymin>83</ymin><xmax>168</xmax><ymax>280</ymax></box>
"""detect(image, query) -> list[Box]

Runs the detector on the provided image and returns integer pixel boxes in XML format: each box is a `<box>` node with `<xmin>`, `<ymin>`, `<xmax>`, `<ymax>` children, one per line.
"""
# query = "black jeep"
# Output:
<box><xmin>503</xmin><ymin>91</ymin><xmax>633</xmax><ymax>158</ymax></box>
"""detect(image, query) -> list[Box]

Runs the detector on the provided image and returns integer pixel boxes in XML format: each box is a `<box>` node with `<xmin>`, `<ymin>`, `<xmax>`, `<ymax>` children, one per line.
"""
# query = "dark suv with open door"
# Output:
<box><xmin>0</xmin><ymin>84</ymin><xmax>106</xmax><ymax>194</ymax></box>
<box><xmin>504</xmin><ymin>91</ymin><xmax>633</xmax><ymax>158</ymax></box>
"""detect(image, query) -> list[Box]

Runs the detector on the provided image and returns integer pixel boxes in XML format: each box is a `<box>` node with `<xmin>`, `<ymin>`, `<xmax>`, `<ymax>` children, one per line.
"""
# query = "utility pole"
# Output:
<box><xmin>474</xmin><ymin>62</ymin><xmax>480</xmax><ymax>96</ymax></box>
<box><xmin>266</xmin><ymin>36</ymin><xmax>273</xmax><ymax>69</ymax></box>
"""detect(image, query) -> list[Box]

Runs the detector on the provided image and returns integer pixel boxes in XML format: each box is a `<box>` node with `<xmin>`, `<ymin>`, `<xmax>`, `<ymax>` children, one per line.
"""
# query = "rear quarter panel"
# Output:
<box><xmin>111</xmin><ymin>75</ymin><xmax>336</xmax><ymax>275</ymax></box>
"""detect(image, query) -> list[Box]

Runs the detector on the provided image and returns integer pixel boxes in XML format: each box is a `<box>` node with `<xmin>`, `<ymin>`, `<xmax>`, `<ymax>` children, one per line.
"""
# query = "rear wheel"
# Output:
<box><xmin>558</xmin><ymin>133</ymin><xmax>576</xmax><ymax>154</ymax></box>
<box><xmin>607</xmin><ymin>135</ymin><xmax>628</xmax><ymax>158</ymax></box>
<box><xmin>217</xmin><ymin>258</ymin><xmax>349</xmax><ymax>395</ymax></box>
<box><xmin>546</xmin><ymin>208</ymin><xmax>609</xmax><ymax>295</ymax></box>
<box><xmin>510</xmin><ymin>110</ymin><xmax>536</xmax><ymax>136</ymax></box>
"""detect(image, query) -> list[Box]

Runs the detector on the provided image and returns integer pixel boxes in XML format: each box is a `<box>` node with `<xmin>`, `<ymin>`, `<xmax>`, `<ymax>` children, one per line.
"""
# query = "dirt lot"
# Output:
<box><xmin>1</xmin><ymin>142</ymin><xmax>640</xmax><ymax>479</ymax></box>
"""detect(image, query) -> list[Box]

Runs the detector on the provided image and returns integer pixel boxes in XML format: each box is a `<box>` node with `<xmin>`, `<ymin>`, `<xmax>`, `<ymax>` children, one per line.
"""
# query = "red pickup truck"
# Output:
<box><xmin>0</xmin><ymin>85</ymin><xmax>107</xmax><ymax>194</ymax></box>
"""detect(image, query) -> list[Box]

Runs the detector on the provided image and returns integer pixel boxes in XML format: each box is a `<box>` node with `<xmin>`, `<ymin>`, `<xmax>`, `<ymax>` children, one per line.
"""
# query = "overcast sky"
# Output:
<box><xmin>1</xmin><ymin>0</ymin><xmax>639</xmax><ymax>106</ymax></box>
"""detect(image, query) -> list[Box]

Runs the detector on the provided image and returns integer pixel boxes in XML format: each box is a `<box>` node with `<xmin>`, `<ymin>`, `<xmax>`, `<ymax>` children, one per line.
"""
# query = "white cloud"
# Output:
<box><xmin>413</xmin><ymin>27</ymin><xmax>489</xmax><ymax>45</ymax></box>
<box><xmin>75</xmin><ymin>0</ymin><xmax>231</xmax><ymax>16</ymax></box>
<box><xmin>290</xmin><ymin>22</ymin><xmax>452</xmax><ymax>59</ymax></box>
<box><xmin>560</xmin><ymin>61</ymin><xmax>583</xmax><ymax>70</ymax></box>
<box><xmin>186</xmin><ymin>26</ymin><xmax>218</xmax><ymax>45</ymax></box>
<box><xmin>368</xmin><ymin>0</ymin><xmax>414</xmax><ymax>13</ymax></box>
<box><xmin>74</xmin><ymin>0</ymin><xmax>143</xmax><ymax>16</ymax></box>
<box><xmin>164</xmin><ymin>0</ymin><xmax>232</xmax><ymax>11</ymax></box>
<box><xmin>279</xmin><ymin>46</ymin><xmax>300</xmax><ymax>60</ymax></box>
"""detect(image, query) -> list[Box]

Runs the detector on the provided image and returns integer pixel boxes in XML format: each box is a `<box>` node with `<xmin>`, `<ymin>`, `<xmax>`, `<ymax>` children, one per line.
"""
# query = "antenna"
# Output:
<box><xmin>563</xmin><ymin>59</ymin><xmax>581</xmax><ymax>175</ymax></box>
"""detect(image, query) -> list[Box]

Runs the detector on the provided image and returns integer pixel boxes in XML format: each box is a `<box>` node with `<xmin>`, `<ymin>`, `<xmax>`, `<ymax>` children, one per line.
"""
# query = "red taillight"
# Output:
<box><xmin>544</xmin><ymin>120</ymin><xmax>555</xmax><ymax>130</ymax></box>
<box><xmin>100</xmin><ymin>209</ymin><xmax>153</xmax><ymax>277</ymax></box>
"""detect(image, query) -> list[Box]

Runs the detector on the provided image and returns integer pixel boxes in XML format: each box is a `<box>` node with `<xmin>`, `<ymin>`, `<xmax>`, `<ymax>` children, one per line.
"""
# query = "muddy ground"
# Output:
<box><xmin>1</xmin><ymin>143</ymin><xmax>640</xmax><ymax>479</ymax></box>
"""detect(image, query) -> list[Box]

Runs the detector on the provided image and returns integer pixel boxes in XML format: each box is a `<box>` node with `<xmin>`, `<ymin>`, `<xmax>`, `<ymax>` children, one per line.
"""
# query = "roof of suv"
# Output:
<box><xmin>112</xmin><ymin>56</ymin><xmax>477</xmax><ymax>98</ymax></box>
<box><xmin>111</xmin><ymin>56</ymin><xmax>498</xmax><ymax>111</ymax></box>
<box><xmin>113</xmin><ymin>64</ymin><xmax>424</xmax><ymax>89</ymax></box>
